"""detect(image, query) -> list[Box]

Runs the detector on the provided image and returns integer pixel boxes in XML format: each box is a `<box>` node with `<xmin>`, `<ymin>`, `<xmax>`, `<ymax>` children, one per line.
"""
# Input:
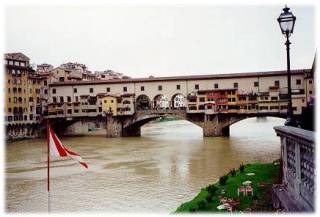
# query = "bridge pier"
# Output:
<box><xmin>203</xmin><ymin>114</ymin><xmax>230</xmax><ymax>137</ymax></box>
<box><xmin>122</xmin><ymin>127</ymin><xmax>141</xmax><ymax>137</ymax></box>
<box><xmin>106</xmin><ymin>116</ymin><xmax>123</xmax><ymax>138</ymax></box>
<box><xmin>105</xmin><ymin>115</ymin><xmax>141</xmax><ymax>137</ymax></box>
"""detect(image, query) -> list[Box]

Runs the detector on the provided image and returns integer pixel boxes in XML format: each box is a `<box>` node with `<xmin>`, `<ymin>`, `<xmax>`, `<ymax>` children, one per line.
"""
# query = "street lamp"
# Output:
<box><xmin>277</xmin><ymin>5</ymin><xmax>298</xmax><ymax>127</ymax></box>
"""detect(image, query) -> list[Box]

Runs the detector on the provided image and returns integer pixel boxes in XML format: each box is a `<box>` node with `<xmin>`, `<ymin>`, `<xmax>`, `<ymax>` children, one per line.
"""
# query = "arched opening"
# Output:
<box><xmin>153</xmin><ymin>94</ymin><xmax>169</xmax><ymax>110</ymax></box>
<box><xmin>228</xmin><ymin>116</ymin><xmax>286</xmax><ymax>162</ymax></box>
<box><xmin>141</xmin><ymin>115</ymin><xmax>202</xmax><ymax>138</ymax></box>
<box><xmin>171</xmin><ymin>93</ymin><xmax>186</xmax><ymax>110</ymax></box>
<box><xmin>136</xmin><ymin>94</ymin><xmax>151</xmax><ymax>111</ymax></box>
<box><xmin>230</xmin><ymin>116</ymin><xmax>285</xmax><ymax>138</ymax></box>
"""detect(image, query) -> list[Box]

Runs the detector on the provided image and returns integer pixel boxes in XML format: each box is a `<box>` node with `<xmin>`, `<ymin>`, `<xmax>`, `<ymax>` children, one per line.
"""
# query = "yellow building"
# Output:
<box><xmin>102</xmin><ymin>95</ymin><xmax>118</xmax><ymax>116</ymax></box>
<box><xmin>5</xmin><ymin>53</ymin><xmax>30</xmax><ymax>124</ymax></box>
<box><xmin>5</xmin><ymin>52</ymin><xmax>43</xmax><ymax>139</ymax></box>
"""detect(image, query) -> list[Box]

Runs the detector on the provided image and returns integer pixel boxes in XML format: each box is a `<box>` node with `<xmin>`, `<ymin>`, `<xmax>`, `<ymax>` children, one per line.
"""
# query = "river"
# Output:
<box><xmin>5</xmin><ymin>117</ymin><xmax>284</xmax><ymax>213</ymax></box>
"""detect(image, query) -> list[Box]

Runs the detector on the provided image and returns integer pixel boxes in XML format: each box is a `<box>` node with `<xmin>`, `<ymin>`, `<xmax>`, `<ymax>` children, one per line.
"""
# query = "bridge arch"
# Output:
<box><xmin>153</xmin><ymin>94</ymin><xmax>169</xmax><ymax>110</ymax></box>
<box><xmin>171</xmin><ymin>93</ymin><xmax>186</xmax><ymax>110</ymax></box>
<box><xmin>136</xmin><ymin>94</ymin><xmax>152</xmax><ymax>111</ymax></box>
<box><xmin>203</xmin><ymin>113</ymin><xmax>288</xmax><ymax>136</ymax></box>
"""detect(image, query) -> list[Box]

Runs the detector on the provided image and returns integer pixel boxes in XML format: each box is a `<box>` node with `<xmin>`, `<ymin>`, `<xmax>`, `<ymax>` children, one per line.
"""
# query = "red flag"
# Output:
<box><xmin>48</xmin><ymin>126</ymin><xmax>88</xmax><ymax>169</ymax></box>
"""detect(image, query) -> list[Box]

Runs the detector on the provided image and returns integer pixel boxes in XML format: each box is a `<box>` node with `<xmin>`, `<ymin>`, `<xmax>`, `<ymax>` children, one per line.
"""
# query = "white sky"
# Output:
<box><xmin>4</xmin><ymin>4</ymin><xmax>316</xmax><ymax>78</ymax></box>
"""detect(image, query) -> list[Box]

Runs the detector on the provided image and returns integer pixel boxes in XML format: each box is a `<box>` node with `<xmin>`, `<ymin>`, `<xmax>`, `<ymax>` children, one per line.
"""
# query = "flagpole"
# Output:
<box><xmin>47</xmin><ymin>119</ymin><xmax>50</xmax><ymax>191</ymax></box>
<box><xmin>47</xmin><ymin>119</ymin><xmax>51</xmax><ymax>212</ymax></box>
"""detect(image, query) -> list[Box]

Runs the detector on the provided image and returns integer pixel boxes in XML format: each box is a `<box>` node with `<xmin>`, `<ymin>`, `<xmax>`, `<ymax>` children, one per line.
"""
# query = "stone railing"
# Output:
<box><xmin>135</xmin><ymin>109</ymin><xmax>187</xmax><ymax>117</ymax></box>
<box><xmin>274</xmin><ymin>126</ymin><xmax>315</xmax><ymax>211</ymax></box>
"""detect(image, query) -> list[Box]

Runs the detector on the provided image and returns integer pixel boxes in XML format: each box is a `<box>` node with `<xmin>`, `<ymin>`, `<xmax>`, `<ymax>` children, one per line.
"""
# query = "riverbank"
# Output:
<box><xmin>175</xmin><ymin>161</ymin><xmax>280</xmax><ymax>213</ymax></box>
<box><xmin>5</xmin><ymin>136</ymin><xmax>35</xmax><ymax>143</ymax></box>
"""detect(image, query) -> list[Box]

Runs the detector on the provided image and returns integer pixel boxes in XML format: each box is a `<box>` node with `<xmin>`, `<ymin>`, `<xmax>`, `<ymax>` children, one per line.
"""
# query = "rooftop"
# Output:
<box><xmin>50</xmin><ymin>69</ymin><xmax>310</xmax><ymax>87</ymax></box>
<box><xmin>5</xmin><ymin>52</ymin><xmax>30</xmax><ymax>61</ymax></box>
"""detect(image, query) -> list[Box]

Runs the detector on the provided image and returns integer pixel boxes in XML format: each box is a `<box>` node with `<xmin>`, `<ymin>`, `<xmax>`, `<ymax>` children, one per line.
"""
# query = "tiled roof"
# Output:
<box><xmin>50</xmin><ymin>69</ymin><xmax>310</xmax><ymax>87</ymax></box>
<box><xmin>5</xmin><ymin>52</ymin><xmax>30</xmax><ymax>61</ymax></box>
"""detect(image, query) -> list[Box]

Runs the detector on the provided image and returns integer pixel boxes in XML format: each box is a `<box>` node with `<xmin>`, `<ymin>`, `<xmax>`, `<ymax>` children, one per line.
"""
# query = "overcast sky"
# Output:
<box><xmin>5</xmin><ymin>4</ymin><xmax>315</xmax><ymax>77</ymax></box>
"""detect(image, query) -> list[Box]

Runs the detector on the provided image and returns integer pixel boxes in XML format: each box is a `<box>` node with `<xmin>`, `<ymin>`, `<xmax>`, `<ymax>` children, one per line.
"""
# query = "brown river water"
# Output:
<box><xmin>6</xmin><ymin>117</ymin><xmax>284</xmax><ymax>213</ymax></box>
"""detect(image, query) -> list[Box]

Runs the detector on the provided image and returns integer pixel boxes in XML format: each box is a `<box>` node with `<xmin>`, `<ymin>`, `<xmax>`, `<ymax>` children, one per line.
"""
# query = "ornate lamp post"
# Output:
<box><xmin>277</xmin><ymin>5</ymin><xmax>298</xmax><ymax>127</ymax></box>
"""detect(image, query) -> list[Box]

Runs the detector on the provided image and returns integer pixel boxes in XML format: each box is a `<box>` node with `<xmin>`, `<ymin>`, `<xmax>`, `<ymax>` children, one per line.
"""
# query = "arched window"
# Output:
<box><xmin>136</xmin><ymin>95</ymin><xmax>151</xmax><ymax>110</ymax></box>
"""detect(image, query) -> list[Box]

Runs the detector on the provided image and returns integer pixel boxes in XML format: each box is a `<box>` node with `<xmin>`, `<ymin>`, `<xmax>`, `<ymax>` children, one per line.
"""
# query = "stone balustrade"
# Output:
<box><xmin>273</xmin><ymin>126</ymin><xmax>315</xmax><ymax>212</ymax></box>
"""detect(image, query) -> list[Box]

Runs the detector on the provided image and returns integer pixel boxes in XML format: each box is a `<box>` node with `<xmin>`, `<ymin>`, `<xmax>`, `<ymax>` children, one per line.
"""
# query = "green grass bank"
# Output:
<box><xmin>175</xmin><ymin>161</ymin><xmax>280</xmax><ymax>213</ymax></box>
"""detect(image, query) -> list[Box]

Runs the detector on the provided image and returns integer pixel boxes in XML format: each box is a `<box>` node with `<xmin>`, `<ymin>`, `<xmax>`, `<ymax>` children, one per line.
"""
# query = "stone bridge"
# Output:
<box><xmin>110</xmin><ymin>110</ymin><xmax>289</xmax><ymax>137</ymax></box>
<box><xmin>48</xmin><ymin>110</ymin><xmax>294</xmax><ymax>138</ymax></box>
<box><xmin>44</xmin><ymin>69</ymin><xmax>309</xmax><ymax>138</ymax></box>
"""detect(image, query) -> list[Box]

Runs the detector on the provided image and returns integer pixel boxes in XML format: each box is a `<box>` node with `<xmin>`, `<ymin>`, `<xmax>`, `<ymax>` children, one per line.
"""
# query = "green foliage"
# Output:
<box><xmin>230</xmin><ymin>168</ymin><xmax>236</xmax><ymax>177</ymax></box>
<box><xmin>206</xmin><ymin>193</ymin><xmax>213</xmax><ymax>202</ymax></box>
<box><xmin>219</xmin><ymin>174</ymin><xmax>228</xmax><ymax>185</ymax></box>
<box><xmin>239</xmin><ymin>163</ymin><xmax>245</xmax><ymax>173</ymax></box>
<box><xmin>189</xmin><ymin>207</ymin><xmax>196</xmax><ymax>212</ymax></box>
<box><xmin>175</xmin><ymin>162</ymin><xmax>280</xmax><ymax>213</ymax></box>
<box><xmin>207</xmin><ymin>184</ymin><xmax>218</xmax><ymax>195</ymax></box>
<box><xmin>197</xmin><ymin>200</ymin><xmax>207</xmax><ymax>209</ymax></box>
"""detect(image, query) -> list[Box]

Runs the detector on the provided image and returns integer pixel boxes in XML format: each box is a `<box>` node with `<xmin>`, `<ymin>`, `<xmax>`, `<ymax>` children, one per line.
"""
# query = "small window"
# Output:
<box><xmin>111</xmin><ymin>100</ymin><xmax>114</xmax><ymax>103</ymax></box>
<box><xmin>195</xmin><ymin>84</ymin><xmax>199</xmax><ymax>90</ymax></box>
<box><xmin>90</xmin><ymin>88</ymin><xmax>94</xmax><ymax>93</ymax></box>
<box><xmin>309</xmin><ymin>80</ymin><xmax>313</xmax><ymax>84</ymax></box>
<box><xmin>52</xmin><ymin>89</ymin><xmax>56</xmax><ymax>94</ymax></box>
<box><xmin>59</xmin><ymin>77</ymin><xmax>64</xmax><ymax>82</ymax></box>
<box><xmin>53</xmin><ymin>97</ymin><xmax>57</xmax><ymax>103</ymax></box>
<box><xmin>141</xmin><ymin>86</ymin><xmax>145</xmax><ymax>91</ymax></box>
<box><xmin>254</xmin><ymin>81</ymin><xmax>259</xmax><ymax>87</ymax></box>
<box><xmin>107</xmin><ymin>87</ymin><xmax>110</xmax><ymax>92</ymax></box>
<box><xmin>74</xmin><ymin>88</ymin><xmax>77</xmax><ymax>93</ymax></box>
<box><xmin>309</xmin><ymin>90</ymin><xmax>312</xmax><ymax>94</ymax></box>
<box><xmin>158</xmin><ymin>85</ymin><xmax>162</xmax><ymax>91</ymax></box>
<box><xmin>176</xmin><ymin>84</ymin><xmax>180</xmax><ymax>90</ymax></box>
<box><xmin>214</xmin><ymin>83</ymin><xmax>218</xmax><ymax>89</ymax></box>
<box><xmin>104</xmin><ymin>100</ymin><xmax>107</xmax><ymax>103</ymax></box>
<box><xmin>44</xmin><ymin>80</ymin><xmax>47</xmax><ymax>86</ymax></box>
<box><xmin>123</xmin><ymin>87</ymin><xmax>127</xmax><ymax>92</ymax></box>
<box><xmin>67</xmin><ymin>96</ymin><xmax>71</xmax><ymax>102</ymax></box>
<box><xmin>275</xmin><ymin>80</ymin><xmax>280</xmax><ymax>87</ymax></box>
<box><xmin>296</xmin><ymin>79</ymin><xmax>301</xmax><ymax>85</ymax></box>
<box><xmin>60</xmin><ymin>96</ymin><xmax>64</xmax><ymax>103</ymax></box>
<box><xmin>233</xmin><ymin>83</ymin><xmax>238</xmax><ymax>88</ymax></box>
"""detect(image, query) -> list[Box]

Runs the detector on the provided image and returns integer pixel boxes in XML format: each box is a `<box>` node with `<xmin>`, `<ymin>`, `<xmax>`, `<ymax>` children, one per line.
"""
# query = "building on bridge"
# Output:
<box><xmin>45</xmin><ymin>68</ymin><xmax>313</xmax><ymax>137</ymax></box>
<box><xmin>4</xmin><ymin>52</ymin><xmax>315</xmax><ymax>139</ymax></box>
<box><xmin>100</xmin><ymin>94</ymin><xmax>135</xmax><ymax>116</ymax></box>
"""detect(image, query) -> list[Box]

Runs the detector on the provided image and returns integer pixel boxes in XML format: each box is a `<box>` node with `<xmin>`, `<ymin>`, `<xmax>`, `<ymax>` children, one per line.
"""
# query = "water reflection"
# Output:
<box><xmin>6</xmin><ymin>117</ymin><xmax>284</xmax><ymax>212</ymax></box>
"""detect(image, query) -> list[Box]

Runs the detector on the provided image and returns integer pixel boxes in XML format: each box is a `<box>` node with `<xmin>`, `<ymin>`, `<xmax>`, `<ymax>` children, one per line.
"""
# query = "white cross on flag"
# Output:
<box><xmin>48</xmin><ymin>126</ymin><xmax>88</xmax><ymax>169</ymax></box>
